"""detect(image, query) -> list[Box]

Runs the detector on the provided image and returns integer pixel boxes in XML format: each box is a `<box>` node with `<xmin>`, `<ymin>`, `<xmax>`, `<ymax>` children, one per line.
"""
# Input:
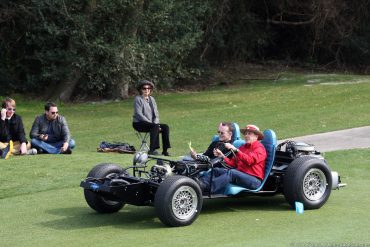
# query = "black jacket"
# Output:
<box><xmin>203</xmin><ymin>140</ymin><xmax>233</xmax><ymax>159</ymax></box>
<box><xmin>0</xmin><ymin>114</ymin><xmax>27</xmax><ymax>143</ymax></box>
<box><xmin>30</xmin><ymin>114</ymin><xmax>71</xmax><ymax>143</ymax></box>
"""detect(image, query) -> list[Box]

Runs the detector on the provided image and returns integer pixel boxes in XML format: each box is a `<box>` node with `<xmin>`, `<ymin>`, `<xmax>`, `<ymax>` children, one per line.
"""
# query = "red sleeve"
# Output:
<box><xmin>235</xmin><ymin>145</ymin><xmax>266</xmax><ymax>168</ymax></box>
<box><xmin>223</xmin><ymin>156</ymin><xmax>237</xmax><ymax>168</ymax></box>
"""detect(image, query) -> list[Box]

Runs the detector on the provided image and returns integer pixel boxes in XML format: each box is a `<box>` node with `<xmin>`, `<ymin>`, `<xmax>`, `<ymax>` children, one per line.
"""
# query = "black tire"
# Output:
<box><xmin>283</xmin><ymin>156</ymin><xmax>332</xmax><ymax>209</ymax></box>
<box><xmin>84</xmin><ymin>163</ymin><xmax>125</xmax><ymax>213</ymax></box>
<box><xmin>154</xmin><ymin>176</ymin><xmax>203</xmax><ymax>227</ymax></box>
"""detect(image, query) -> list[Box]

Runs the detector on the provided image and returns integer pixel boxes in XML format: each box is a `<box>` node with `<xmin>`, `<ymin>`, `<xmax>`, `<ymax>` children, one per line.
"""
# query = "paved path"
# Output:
<box><xmin>279</xmin><ymin>126</ymin><xmax>370</xmax><ymax>152</ymax></box>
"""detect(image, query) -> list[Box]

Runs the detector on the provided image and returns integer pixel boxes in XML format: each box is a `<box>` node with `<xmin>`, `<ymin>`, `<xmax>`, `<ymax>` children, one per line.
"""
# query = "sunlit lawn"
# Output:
<box><xmin>1</xmin><ymin>72</ymin><xmax>370</xmax><ymax>246</ymax></box>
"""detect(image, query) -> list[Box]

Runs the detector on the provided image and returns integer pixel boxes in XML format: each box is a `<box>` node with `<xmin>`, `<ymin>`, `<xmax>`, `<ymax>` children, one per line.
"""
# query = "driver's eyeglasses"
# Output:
<box><xmin>50</xmin><ymin>111</ymin><xmax>58</xmax><ymax>115</ymax></box>
<box><xmin>142</xmin><ymin>87</ymin><xmax>152</xmax><ymax>90</ymax></box>
<box><xmin>7</xmin><ymin>108</ymin><xmax>16</xmax><ymax>112</ymax></box>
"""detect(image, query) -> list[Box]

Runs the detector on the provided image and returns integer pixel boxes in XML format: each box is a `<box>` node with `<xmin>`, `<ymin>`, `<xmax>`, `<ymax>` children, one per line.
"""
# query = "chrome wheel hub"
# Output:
<box><xmin>172</xmin><ymin>186</ymin><xmax>198</xmax><ymax>220</ymax></box>
<box><xmin>303</xmin><ymin>168</ymin><xmax>327</xmax><ymax>201</ymax></box>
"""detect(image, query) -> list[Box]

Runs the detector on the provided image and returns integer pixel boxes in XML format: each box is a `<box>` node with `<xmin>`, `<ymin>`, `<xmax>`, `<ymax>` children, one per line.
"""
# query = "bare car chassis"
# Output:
<box><xmin>80</xmin><ymin>135</ymin><xmax>345</xmax><ymax>227</ymax></box>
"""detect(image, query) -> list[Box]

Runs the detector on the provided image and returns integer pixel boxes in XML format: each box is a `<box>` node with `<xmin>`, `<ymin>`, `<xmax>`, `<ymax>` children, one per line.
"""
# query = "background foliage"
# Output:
<box><xmin>1</xmin><ymin>0</ymin><xmax>370</xmax><ymax>100</ymax></box>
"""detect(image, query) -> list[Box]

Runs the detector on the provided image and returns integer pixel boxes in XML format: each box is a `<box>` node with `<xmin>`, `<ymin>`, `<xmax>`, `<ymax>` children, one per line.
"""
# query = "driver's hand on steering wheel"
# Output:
<box><xmin>224</xmin><ymin>143</ymin><xmax>236</xmax><ymax>151</ymax></box>
<box><xmin>213</xmin><ymin>148</ymin><xmax>225</xmax><ymax>158</ymax></box>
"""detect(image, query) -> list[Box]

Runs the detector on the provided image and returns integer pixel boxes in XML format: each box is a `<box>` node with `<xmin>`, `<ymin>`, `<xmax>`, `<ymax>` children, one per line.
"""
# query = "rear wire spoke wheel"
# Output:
<box><xmin>283</xmin><ymin>156</ymin><xmax>332</xmax><ymax>209</ymax></box>
<box><xmin>303</xmin><ymin>168</ymin><xmax>327</xmax><ymax>201</ymax></box>
<box><xmin>83</xmin><ymin>163</ymin><xmax>126</xmax><ymax>213</ymax></box>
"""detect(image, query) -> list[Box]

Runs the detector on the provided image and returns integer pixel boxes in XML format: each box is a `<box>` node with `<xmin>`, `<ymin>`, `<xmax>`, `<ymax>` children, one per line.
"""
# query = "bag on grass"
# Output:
<box><xmin>97</xmin><ymin>141</ymin><xmax>136</xmax><ymax>154</ymax></box>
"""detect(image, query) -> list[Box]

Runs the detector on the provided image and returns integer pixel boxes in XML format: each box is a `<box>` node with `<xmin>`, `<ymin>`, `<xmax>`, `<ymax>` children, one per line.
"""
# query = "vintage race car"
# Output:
<box><xmin>80</xmin><ymin>128</ymin><xmax>346</xmax><ymax>227</ymax></box>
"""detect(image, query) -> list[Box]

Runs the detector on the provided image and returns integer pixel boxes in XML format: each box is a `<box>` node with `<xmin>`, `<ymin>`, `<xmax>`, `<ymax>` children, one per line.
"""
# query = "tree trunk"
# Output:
<box><xmin>112</xmin><ymin>74</ymin><xmax>130</xmax><ymax>99</ymax></box>
<box><xmin>46</xmin><ymin>69</ymin><xmax>81</xmax><ymax>102</ymax></box>
<box><xmin>46</xmin><ymin>0</ymin><xmax>96</xmax><ymax>102</ymax></box>
<box><xmin>113</xmin><ymin>0</ymin><xmax>144</xmax><ymax>99</ymax></box>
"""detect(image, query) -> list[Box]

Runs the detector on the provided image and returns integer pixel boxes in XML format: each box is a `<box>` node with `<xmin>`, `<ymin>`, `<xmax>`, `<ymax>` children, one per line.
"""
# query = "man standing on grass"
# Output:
<box><xmin>30</xmin><ymin>102</ymin><xmax>75</xmax><ymax>154</ymax></box>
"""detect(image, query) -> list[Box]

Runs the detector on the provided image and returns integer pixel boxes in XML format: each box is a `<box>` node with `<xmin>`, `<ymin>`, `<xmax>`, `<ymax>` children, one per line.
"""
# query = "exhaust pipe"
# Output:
<box><xmin>331</xmin><ymin>171</ymin><xmax>347</xmax><ymax>189</ymax></box>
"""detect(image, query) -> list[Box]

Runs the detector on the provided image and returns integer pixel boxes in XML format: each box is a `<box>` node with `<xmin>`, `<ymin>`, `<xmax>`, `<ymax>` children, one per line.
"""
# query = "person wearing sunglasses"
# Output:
<box><xmin>0</xmin><ymin>97</ymin><xmax>36</xmax><ymax>158</ymax></box>
<box><xmin>190</xmin><ymin>122</ymin><xmax>234</xmax><ymax>160</ymax></box>
<box><xmin>30</xmin><ymin>102</ymin><xmax>75</xmax><ymax>154</ymax></box>
<box><xmin>198</xmin><ymin>124</ymin><xmax>267</xmax><ymax>193</ymax></box>
<box><xmin>132</xmin><ymin>79</ymin><xmax>171</xmax><ymax>156</ymax></box>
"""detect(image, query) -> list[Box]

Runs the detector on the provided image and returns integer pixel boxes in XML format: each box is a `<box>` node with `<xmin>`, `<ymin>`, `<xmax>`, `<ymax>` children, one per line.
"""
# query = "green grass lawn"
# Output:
<box><xmin>1</xmin><ymin>72</ymin><xmax>370</xmax><ymax>246</ymax></box>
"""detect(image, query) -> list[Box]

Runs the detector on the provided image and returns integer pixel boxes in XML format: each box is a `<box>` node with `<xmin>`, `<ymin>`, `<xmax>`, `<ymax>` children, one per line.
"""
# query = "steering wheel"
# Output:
<box><xmin>209</xmin><ymin>156</ymin><xmax>223</xmax><ymax>166</ymax></box>
<box><xmin>210</xmin><ymin>150</ymin><xmax>237</xmax><ymax>169</ymax></box>
<box><xmin>209</xmin><ymin>156</ymin><xmax>234</xmax><ymax>169</ymax></box>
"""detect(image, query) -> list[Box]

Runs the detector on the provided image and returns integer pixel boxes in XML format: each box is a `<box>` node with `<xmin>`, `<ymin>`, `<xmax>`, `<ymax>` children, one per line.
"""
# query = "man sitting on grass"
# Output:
<box><xmin>30</xmin><ymin>102</ymin><xmax>75</xmax><ymax>154</ymax></box>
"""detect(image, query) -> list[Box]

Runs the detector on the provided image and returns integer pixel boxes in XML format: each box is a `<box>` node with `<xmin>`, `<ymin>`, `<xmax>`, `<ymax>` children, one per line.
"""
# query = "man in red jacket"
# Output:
<box><xmin>200</xmin><ymin>124</ymin><xmax>267</xmax><ymax>194</ymax></box>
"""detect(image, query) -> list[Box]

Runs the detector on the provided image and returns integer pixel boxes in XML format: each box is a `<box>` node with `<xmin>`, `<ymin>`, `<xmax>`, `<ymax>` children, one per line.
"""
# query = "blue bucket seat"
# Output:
<box><xmin>223</xmin><ymin>129</ymin><xmax>277</xmax><ymax>195</ymax></box>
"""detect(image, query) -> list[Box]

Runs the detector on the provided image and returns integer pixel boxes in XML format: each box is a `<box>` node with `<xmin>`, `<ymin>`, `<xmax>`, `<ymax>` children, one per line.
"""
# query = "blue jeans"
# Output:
<box><xmin>200</xmin><ymin>167</ymin><xmax>262</xmax><ymax>194</ymax></box>
<box><xmin>228</xmin><ymin>169</ymin><xmax>262</xmax><ymax>190</ymax></box>
<box><xmin>199</xmin><ymin>168</ymin><xmax>230</xmax><ymax>194</ymax></box>
<box><xmin>31</xmin><ymin>138</ymin><xmax>76</xmax><ymax>154</ymax></box>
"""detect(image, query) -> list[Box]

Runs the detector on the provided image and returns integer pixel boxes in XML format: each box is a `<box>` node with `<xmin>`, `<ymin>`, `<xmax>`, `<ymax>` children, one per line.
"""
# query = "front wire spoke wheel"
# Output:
<box><xmin>155</xmin><ymin>175</ymin><xmax>203</xmax><ymax>226</ymax></box>
<box><xmin>172</xmin><ymin>186</ymin><xmax>198</xmax><ymax>220</ymax></box>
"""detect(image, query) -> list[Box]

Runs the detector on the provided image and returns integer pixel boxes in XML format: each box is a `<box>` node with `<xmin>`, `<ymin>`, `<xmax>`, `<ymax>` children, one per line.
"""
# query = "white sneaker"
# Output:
<box><xmin>27</xmin><ymin>148</ymin><xmax>38</xmax><ymax>155</ymax></box>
